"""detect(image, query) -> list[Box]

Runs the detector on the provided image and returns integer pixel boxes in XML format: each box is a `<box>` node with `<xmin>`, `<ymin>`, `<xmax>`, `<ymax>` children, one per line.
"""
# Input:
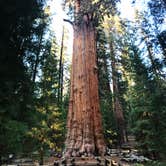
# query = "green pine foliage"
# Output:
<box><xmin>0</xmin><ymin>0</ymin><xmax>67</xmax><ymax>161</ymax></box>
<box><xmin>0</xmin><ymin>0</ymin><xmax>166</xmax><ymax>163</ymax></box>
<box><xmin>0</xmin><ymin>0</ymin><xmax>47</xmax><ymax>158</ymax></box>
<box><xmin>28</xmin><ymin>36</ymin><xmax>65</xmax><ymax>154</ymax></box>
<box><xmin>125</xmin><ymin>45</ymin><xmax>166</xmax><ymax>159</ymax></box>
<box><xmin>97</xmin><ymin>28</ymin><xmax>118</xmax><ymax>147</ymax></box>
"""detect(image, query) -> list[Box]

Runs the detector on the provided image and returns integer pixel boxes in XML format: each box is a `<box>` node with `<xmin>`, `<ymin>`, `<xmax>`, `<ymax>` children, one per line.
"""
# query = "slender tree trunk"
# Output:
<box><xmin>58</xmin><ymin>26</ymin><xmax>64</xmax><ymax>105</ymax></box>
<box><xmin>0</xmin><ymin>155</ymin><xmax>2</xmax><ymax>166</ymax></box>
<box><xmin>109</xmin><ymin>40</ymin><xmax>127</xmax><ymax>145</ymax></box>
<box><xmin>32</xmin><ymin>32</ymin><xmax>43</xmax><ymax>83</ymax></box>
<box><xmin>39</xmin><ymin>147</ymin><xmax>44</xmax><ymax>165</ymax></box>
<box><xmin>141</xmin><ymin>29</ymin><xmax>160</xmax><ymax>76</ymax></box>
<box><xmin>103</xmin><ymin>56</ymin><xmax>111</xmax><ymax>92</ymax></box>
<box><xmin>65</xmin><ymin>19</ymin><xmax>106</xmax><ymax>158</ymax></box>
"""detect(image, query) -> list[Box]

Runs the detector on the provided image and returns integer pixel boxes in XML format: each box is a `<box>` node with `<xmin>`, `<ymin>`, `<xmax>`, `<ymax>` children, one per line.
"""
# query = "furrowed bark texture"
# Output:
<box><xmin>65</xmin><ymin>21</ymin><xmax>106</xmax><ymax>157</ymax></box>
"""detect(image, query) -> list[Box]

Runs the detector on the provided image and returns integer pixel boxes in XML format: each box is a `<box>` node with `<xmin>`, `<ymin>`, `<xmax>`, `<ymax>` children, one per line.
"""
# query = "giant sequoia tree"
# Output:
<box><xmin>64</xmin><ymin>0</ymin><xmax>118</xmax><ymax>157</ymax></box>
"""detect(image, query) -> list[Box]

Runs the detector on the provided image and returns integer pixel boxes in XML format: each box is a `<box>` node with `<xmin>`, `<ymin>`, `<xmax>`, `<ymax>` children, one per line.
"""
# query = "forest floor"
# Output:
<box><xmin>103</xmin><ymin>135</ymin><xmax>145</xmax><ymax>166</ymax></box>
<box><xmin>2</xmin><ymin>136</ymin><xmax>164</xmax><ymax>166</ymax></box>
<box><xmin>105</xmin><ymin>136</ymin><xmax>165</xmax><ymax>166</ymax></box>
<box><xmin>42</xmin><ymin>136</ymin><xmax>152</xmax><ymax>166</ymax></box>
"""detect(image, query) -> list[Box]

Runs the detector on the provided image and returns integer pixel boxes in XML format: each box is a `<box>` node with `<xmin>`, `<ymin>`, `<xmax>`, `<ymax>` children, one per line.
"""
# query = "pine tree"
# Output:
<box><xmin>28</xmin><ymin>36</ymin><xmax>65</xmax><ymax>164</ymax></box>
<box><xmin>96</xmin><ymin>27</ymin><xmax>116</xmax><ymax>147</ymax></box>
<box><xmin>103</xmin><ymin>16</ymin><xmax>127</xmax><ymax>145</ymax></box>
<box><xmin>124</xmin><ymin>43</ymin><xmax>166</xmax><ymax>159</ymax></box>
<box><xmin>0</xmin><ymin>0</ymin><xmax>47</xmax><ymax>160</ymax></box>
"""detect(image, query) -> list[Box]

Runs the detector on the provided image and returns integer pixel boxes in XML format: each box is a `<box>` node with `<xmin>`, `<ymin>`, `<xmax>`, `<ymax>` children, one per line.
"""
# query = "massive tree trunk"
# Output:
<box><xmin>65</xmin><ymin>17</ymin><xmax>106</xmax><ymax>158</ymax></box>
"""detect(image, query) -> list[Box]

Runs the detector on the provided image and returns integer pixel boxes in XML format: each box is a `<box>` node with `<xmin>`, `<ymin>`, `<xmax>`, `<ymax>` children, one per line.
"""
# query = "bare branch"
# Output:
<box><xmin>63</xmin><ymin>19</ymin><xmax>73</xmax><ymax>25</ymax></box>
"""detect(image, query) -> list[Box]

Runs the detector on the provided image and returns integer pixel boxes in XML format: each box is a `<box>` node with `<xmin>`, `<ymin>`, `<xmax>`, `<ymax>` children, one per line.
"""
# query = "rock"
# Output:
<box><xmin>108</xmin><ymin>149</ymin><xmax>120</xmax><ymax>157</ymax></box>
<box><xmin>13</xmin><ymin>158</ymin><xmax>33</xmax><ymax>163</ymax></box>
<box><xmin>121</xmin><ymin>154</ymin><xmax>150</xmax><ymax>163</ymax></box>
<box><xmin>9</xmin><ymin>154</ymin><xmax>14</xmax><ymax>159</ymax></box>
<box><xmin>120</xmin><ymin>149</ymin><xmax>130</xmax><ymax>156</ymax></box>
<box><xmin>111</xmin><ymin>160</ymin><xmax>119</xmax><ymax>166</ymax></box>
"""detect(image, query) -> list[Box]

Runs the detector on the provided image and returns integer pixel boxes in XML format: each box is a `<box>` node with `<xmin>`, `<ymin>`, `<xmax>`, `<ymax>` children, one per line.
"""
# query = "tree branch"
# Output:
<box><xmin>63</xmin><ymin>19</ymin><xmax>73</xmax><ymax>25</ymax></box>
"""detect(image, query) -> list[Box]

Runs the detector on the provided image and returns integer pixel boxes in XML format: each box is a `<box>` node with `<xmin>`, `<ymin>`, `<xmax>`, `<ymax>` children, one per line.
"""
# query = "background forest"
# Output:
<box><xmin>0</xmin><ymin>0</ymin><xmax>165</xmax><ymax>165</ymax></box>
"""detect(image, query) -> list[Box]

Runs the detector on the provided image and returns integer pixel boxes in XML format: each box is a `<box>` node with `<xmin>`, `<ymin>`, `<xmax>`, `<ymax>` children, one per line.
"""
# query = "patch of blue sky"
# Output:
<box><xmin>48</xmin><ymin>0</ymin><xmax>165</xmax><ymax>71</ymax></box>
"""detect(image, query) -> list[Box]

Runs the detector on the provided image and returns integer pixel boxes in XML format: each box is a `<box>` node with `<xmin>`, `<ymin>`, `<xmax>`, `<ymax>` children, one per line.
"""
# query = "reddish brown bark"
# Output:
<box><xmin>141</xmin><ymin>29</ymin><xmax>160</xmax><ymax>77</ymax></box>
<box><xmin>65</xmin><ymin>17</ymin><xmax>106</xmax><ymax>157</ymax></box>
<box><xmin>109</xmin><ymin>40</ymin><xmax>127</xmax><ymax>145</ymax></box>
